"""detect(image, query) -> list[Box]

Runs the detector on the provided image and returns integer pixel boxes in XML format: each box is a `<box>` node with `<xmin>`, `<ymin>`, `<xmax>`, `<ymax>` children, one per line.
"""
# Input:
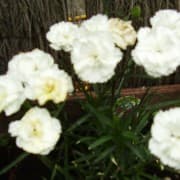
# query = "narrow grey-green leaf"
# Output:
<box><xmin>135</xmin><ymin>112</ymin><xmax>150</xmax><ymax>133</ymax></box>
<box><xmin>88</xmin><ymin>136</ymin><xmax>112</xmax><ymax>150</ymax></box>
<box><xmin>67</xmin><ymin>114</ymin><xmax>90</xmax><ymax>132</ymax></box>
<box><xmin>0</xmin><ymin>152</ymin><xmax>28</xmax><ymax>175</ymax></box>
<box><xmin>126</xmin><ymin>143</ymin><xmax>145</xmax><ymax>161</ymax></box>
<box><xmin>94</xmin><ymin>146</ymin><xmax>115</xmax><ymax>163</ymax></box>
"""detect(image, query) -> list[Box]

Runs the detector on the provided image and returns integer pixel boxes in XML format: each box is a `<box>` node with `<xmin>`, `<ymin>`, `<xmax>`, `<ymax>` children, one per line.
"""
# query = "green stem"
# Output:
<box><xmin>0</xmin><ymin>152</ymin><xmax>28</xmax><ymax>175</ymax></box>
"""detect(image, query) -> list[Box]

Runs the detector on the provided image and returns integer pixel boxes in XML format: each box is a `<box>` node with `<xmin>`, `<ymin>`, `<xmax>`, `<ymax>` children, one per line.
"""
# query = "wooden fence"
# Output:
<box><xmin>0</xmin><ymin>0</ymin><xmax>179</xmax><ymax>87</ymax></box>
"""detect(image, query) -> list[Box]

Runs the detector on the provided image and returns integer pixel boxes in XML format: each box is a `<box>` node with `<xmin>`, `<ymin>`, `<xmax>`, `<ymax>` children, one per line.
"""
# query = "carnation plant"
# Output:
<box><xmin>0</xmin><ymin>9</ymin><xmax>180</xmax><ymax>179</ymax></box>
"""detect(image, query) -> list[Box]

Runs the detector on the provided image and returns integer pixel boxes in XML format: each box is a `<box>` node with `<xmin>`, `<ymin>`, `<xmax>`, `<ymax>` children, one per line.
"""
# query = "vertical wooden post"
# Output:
<box><xmin>66</xmin><ymin>0</ymin><xmax>86</xmax><ymax>21</ymax></box>
<box><xmin>177</xmin><ymin>0</ymin><xmax>180</xmax><ymax>10</ymax></box>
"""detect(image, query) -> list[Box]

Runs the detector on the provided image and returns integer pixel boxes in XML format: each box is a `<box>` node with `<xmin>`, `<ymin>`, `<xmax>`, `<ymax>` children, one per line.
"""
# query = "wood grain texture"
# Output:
<box><xmin>0</xmin><ymin>0</ymin><xmax>179</xmax><ymax>85</ymax></box>
<box><xmin>68</xmin><ymin>84</ymin><xmax>180</xmax><ymax>100</ymax></box>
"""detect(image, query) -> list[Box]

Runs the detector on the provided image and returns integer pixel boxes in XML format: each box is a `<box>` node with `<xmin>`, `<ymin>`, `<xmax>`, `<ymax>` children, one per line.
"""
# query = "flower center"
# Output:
<box><xmin>63</xmin><ymin>34</ymin><xmax>70</xmax><ymax>40</ymax></box>
<box><xmin>92</xmin><ymin>54</ymin><xmax>98</xmax><ymax>60</ymax></box>
<box><xmin>30</xmin><ymin>120</ymin><xmax>42</xmax><ymax>137</ymax></box>
<box><xmin>90</xmin><ymin>52</ymin><xmax>100</xmax><ymax>62</ymax></box>
<box><xmin>33</xmin><ymin>64</ymin><xmax>39</xmax><ymax>71</ymax></box>
<box><xmin>43</xmin><ymin>80</ymin><xmax>56</xmax><ymax>94</ymax></box>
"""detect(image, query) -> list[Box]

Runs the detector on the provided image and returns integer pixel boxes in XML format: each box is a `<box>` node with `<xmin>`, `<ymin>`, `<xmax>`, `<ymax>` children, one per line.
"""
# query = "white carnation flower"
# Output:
<box><xmin>8</xmin><ymin>49</ymin><xmax>56</xmax><ymax>83</ymax></box>
<box><xmin>150</xmin><ymin>9</ymin><xmax>180</xmax><ymax>39</ymax></box>
<box><xmin>0</xmin><ymin>75</ymin><xmax>25</xmax><ymax>116</ymax></box>
<box><xmin>149</xmin><ymin>107</ymin><xmax>180</xmax><ymax>170</ymax></box>
<box><xmin>71</xmin><ymin>32</ymin><xmax>123</xmax><ymax>83</ymax></box>
<box><xmin>46</xmin><ymin>22</ymin><xmax>79</xmax><ymax>52</ymax></box>
<box><xmin>81</xmin><ymin>14</ymin><xmax>109</xmax><ymax>32</ymax></box>
<box><xmin>132</xmin><ymin>27</ymin><xmax>180</xmax><ymax>77</ymax></box>
<box><xmin>108</xmin><ymin>18</ymin><xmax>137</xmax><ymax>50</ymax></box>
<box><xmin>25</xmin><ymin>67</ymin><xmax>73</xmax><ymax>105</ymax></box>
<box><xmin>8</xmin><ymin>107</ymin><xmax>62</xmax><ymax>155</ymax></box>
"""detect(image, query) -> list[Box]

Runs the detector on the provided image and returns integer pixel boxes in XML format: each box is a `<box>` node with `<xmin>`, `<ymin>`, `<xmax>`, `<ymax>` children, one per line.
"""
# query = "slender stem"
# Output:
<box><xmin>0</xmin><ymin>152</ymin><xmax>29</xmax><ymax>176</ymax></box>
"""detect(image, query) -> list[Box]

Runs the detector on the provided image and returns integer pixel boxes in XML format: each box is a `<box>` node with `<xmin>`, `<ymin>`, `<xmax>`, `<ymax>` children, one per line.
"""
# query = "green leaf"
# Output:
<box><xmin>52</xmin><ymin>102</ymin><xmax>66</xmax><ymax>117</ymax></box>
<box><xmin>131</xmin><ymin>6</ymin><xmax>141</xmax><ymax>18</ymax></box>
<box><xmin>122</xmin><ymin>131</ymin><xmax>137</xmax><ymax>141</ymax></box>
<box><xmin>94</xmin><ymin>146</ymin><xmax>115</xmax><ymax>163</ymax></box>
<box><xmin>104</xmin><ymin>160</ymin><xmax>113</xmax><ymax>177</ymax></box>
<box><xmin>145</xmin><ymin>99</ymin><xmax>180</xmax><ymax>111</ymax></box>
<box><xmin>88</xmin><ymin>136</ymin><xmax>112</xmax><ymax>150</ymax></box>
<box><xmin>76</xmin><ymin>136</ymin><xmax>94</xmax><ymax>145</ymax></box>
<box><xmin>135</xmin><ymin>112</ymin><xmax>150</xmax><ymax>133</ymax></box>
<box><xmin>0</xmin><ymin>152</ymin><xmax>28</xmax><ymax>175</ymax></box>
<box><xmin>50</xmin><ymin>164</ymin><xmax>58</xmax><ymax>180</ymax></box>
<box><xmin>84</xmin><ymin>102</ymin><xmax>111</xmax><ymax>126</ymax></box>
<box><xmin>140</xmin><ymin>172</ymin><xmax>160</xmax><ymax>180</ymax></box>
<box><xmin>126</xmin><ymin>143</ymin><xmax>145</xmax><ymax>161</ymax></box>
<box><xmin>40</xmin><ymin>156</ymin><xmax>65</xmax><ymax>177</ymax></box>
<box><xmin>55</xmin><ymin>165</ymin><xmax>65</xmax><ymax>176</ymax></box>
<box><xmin>50</xmin><ymin>164</ymin><xmax>65</xmax><ymax>180</ymax></box>
<box><xmin>39</xmin><ymin>156</ymin><xmax>53</xmax><ymax>170</ymax></box>
<box><xmin>73</xmin><ymin>153</ymin><xmax>95</xmax><ymax>163</ymax></box>
<box><xmin>67</xmin><ymin>114</ymin><xmax>90</xmax><ymax>132</ymax></box>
